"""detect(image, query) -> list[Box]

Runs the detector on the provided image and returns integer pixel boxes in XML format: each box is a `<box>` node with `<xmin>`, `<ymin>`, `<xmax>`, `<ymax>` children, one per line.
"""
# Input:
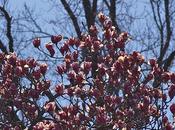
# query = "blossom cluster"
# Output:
<box><xmin>0</xmin><ymin>13</ymin><xmax>175</xmax><ymax>130</ymax></box>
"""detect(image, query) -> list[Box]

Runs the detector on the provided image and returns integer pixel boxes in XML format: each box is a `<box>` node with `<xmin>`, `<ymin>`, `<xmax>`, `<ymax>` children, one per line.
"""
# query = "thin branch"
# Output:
<box><xmin>104</xmin><ymin>0</ymin><xmax>110</xmax><ymax>9</ymax></box>
<box><xmin>150</xmin><ymin>0</ymin><xmax>161</xmax><ymax>31</ymax></box>
<box><xmin>156</xmin><ymin>1</ymin><xmax>164</xmax><ymax>53</ymax></box>
<box><xmin>157</xmin><ymin>0</ymin><xmax>172</xmax><ymax>66</ymax></box>
<box><xmin>60</xmin><ymin>0</ymin><xmax>81</xmax><ymax>38</ymax></box>
<box><xmin>24</xmin><ymin>4</ymin><xmax>43</xmax><ymax>33</ymax></box>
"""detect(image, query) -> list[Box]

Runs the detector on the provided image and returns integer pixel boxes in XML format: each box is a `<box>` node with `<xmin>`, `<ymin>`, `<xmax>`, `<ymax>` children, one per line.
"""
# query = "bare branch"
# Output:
<box><xmin>104</xmin><ymin>0</ymin><xmax>110</xmax><ymax>9</ymax></box>
<box><xmin>105</xmin><ymin>0</ymin><xmax>121</xmax><ymax>33</ymax></box>
<box><xmin>24</xmin><ymin>4</ymin><xmax>43</xmax><ymax>33</ymax></box>
<box><xmin>92</xmin><ymin>0</ymin><xmax>98</xmax><ymax>25</ymax></box>
<box><xmin>0</xmin><ymin>40</ymin><xmax>7</xmax><ymax>54</ymax></box>
<box><xmin>60</xmin><ymin>0</ymin><xmax>81</xmax><ymax>38</ymax></box>
<box><xmin>157</xmin><ymin>0</ymin><xmax>172</xmax><ymax>66</ymax></box>
<box><xmin>0</xmin><ymin>5</ymin><xmax>14</xmax><ymax>52</ymax></box>
<box><xmin>82</xmin><ymin>0</ymin><xmax>93</xmax><ymax>30</ymax></box>
<box><xmin>163</xmin><ymin>50</ymin><xmax>175</xmax><ymax>71</ymax></box>
<box><xmin>150</xmin><ymin>0</ymin><xmax>161</xmax><ymax>31</ymax></box>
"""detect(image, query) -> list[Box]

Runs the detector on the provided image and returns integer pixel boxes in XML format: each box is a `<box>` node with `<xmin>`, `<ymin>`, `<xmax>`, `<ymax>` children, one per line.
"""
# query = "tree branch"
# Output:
<box><xmin>0</xmin><ymin>40</ymin><xmax>8</xmax><ymax>54</ymax></box>
<box><xmin>163</xmin><ymin>50</ymin><xmax>175</xmax><ymax>71</ymax></box>
<box><xmin>157</xmin><ymin>0</ymin><xmax>172</xmax><ymax>66</ymax></box>
<box><xmin>150</xmin><ymin>0</ymin><xmax>164</xmax><ymax>54</ymax></box>
<box><xmin>92</xmin><ymin>0</ymin><xmax>98</xmax><ymax>25</ymax></box>
<box><xmin>60</xmin><ymin>0</ymin><xmax>81</xmax><ymax>38</ymax></box>
<box><xmin>105</xmin><ymin>0</ymin><xmax>121</xmax><ymax>33</ymax></box>
<box><xmin>82</xmin><ymin>0</ymin><xmax>93</xmax><ymax>30</ymax></box>
<box><xmin>150</xmin><ymin>0</ymin><xmax>161</xmax><ymax>32</ymax></box>
<box><xmin>0</xmin><ymin>6</ymin><xmax>14</xmax><ymax>52</ymax></box>
<box><xmin>104</xmin><ymin>0</ymin><xmax>110</xmax><ymax>9</ymax></box>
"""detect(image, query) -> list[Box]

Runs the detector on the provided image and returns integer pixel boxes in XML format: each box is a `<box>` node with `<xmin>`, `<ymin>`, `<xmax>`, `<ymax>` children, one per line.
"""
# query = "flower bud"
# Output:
<box><xmin>44</xmin><ymin>102</ymin><xmax>56</xmax><ymax>112</ymax></box>
<box><xmin>98</xmin><ymin>12</ymin><xmax>107</xmax><ymax>24</ymax></box>
<box><xmin>55</xmin><ymin>84</ymin><xmax>64</xmax><ymax>96</ymax></box>
<box><xmin>170</xmin><ymin>103</ymin><xmax>175</xmax><ymax>115</ymax></box>
<box><xmin>33</xmin><ymin>38</ymin><xmax>40</xmax><ymax>48</ymax></box>
<box><xmin>40</xmin><ymin>63</ymin><xmax>47</xmax><ymax>75</ymax></box>
<box><xmin>51</xmin><ymin>35</ymin><xmax>62</xmax><ymax>43</ymax></box>
<box><xmin>45</xmin><ymin>43</ymin><xmax>55</xmax><ymax>57</ymax></box>
<box><xmin>168</xmin><ymin>85</ymin><xmax>175</xmax><ymax>99</ymax></box>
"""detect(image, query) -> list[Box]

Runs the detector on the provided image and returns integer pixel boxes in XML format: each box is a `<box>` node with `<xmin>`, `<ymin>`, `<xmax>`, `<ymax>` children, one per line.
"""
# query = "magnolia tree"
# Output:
<box><xmin>0</xmin><ymin>13</ymin><xmax>175</xmax><ymax>130</ymax></box>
